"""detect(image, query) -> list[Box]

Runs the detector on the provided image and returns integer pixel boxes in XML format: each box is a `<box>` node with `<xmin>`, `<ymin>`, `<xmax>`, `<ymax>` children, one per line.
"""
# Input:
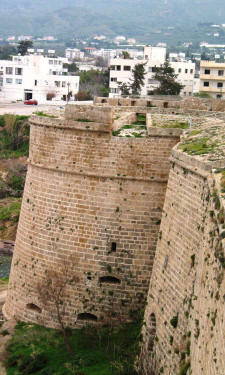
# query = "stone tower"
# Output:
<box><xmin>4</xmin><ymin>104</ymin><xmax>180</xmax><ymax>328</ymax></box>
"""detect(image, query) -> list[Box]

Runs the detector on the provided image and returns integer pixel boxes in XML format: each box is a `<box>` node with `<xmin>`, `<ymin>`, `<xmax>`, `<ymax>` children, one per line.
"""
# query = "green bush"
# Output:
<box><xmin>0</xmin><ymin>114</ymin><xmax>29</xmax><ymax>159</ymax></box>
<box><xmin>0</xmin><ymin>201</ymin><xmax>21</xmax><ymax>222</ymax></box>
<box><xmin>7</xmin><ymin>174</ymin><xmax>25</xmax><ymax>194</ymax></box>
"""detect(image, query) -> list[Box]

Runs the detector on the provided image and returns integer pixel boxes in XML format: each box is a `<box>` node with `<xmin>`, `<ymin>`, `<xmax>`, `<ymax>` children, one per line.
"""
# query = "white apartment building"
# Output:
<box><xmin>0</xmin><ymin>54</ymin><xmax>79</xmax><ymax>103</ymax></box>
<box><xmin>109</xmin><ymin>46</ymin><xmax>166</xmax><ymax>97</ymax></box>
<box><xmin>65</xmin><ymin>48</ymin><xmax>85</xmax><ymax>61</ymax></box>
<box><xmin>200</xmin><ymin>61</ymin><xmax>225</xmax><ymax>98</ymax></box>
<box><xmin>109</xmin><ymin>47</ymin><xmax>197</xmax><ymax>98</ymax></box>
<box><xmin>170</xmin><ymin>61</ymin><xmax>196</xmax><ymax>97</ymax></box>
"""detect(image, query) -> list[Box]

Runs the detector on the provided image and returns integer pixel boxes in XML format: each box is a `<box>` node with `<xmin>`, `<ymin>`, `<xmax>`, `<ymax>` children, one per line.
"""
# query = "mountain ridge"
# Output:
<box><xmin>0</xmin><ymin>0</ymin><xmax>225</xmax><ymax>43</ymax></box>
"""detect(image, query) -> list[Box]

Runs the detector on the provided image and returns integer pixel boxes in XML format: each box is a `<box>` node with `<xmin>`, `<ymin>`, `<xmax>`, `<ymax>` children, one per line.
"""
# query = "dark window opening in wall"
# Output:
<box><xmin>34</xmin><ymin>80</ymin><xmax>37</xmax><ymax>86</ymax></box>
<box><xmin>116</xmin><ymin>65</ymin><xmax>121</xmax><ymax>71</ymax></box>
<box><xmin>26</xmin><ymin>303</ymin><xmax>42</xmax><ymax>313</ymax></box>
<box><xmin>163</xmin><ymin>102</ymin><xmax>168</xmax><ymax>108</ymax></box>
<box><xmin>148</xmin><ymin>313</ymin><xmax>156</xmax><ymax>352</ymax></box>
<box><xmin>101</xmin><ymin>99</ymin><xmax>107</xmax><ymax>103</ymax></box>
<box><xmin>111</xmin><ymin>242</ymin><xmax>117</xmax><ymax>252</ymax></box>
<box><xmin>131</xmin><ymin>100</ymin><xmax>136</xmax><ymax>106</ymax></box>
<box><xmin>217</xmin><ymin>94</ymin><xmax>222</xmax><ymax>99</ymax></box>
<box><xmin>203</xmin><ymin>81</ymin><xmax>209</xmax><ymax>87</ymax></box>
<box><xmin>204</xmin><ymin>69</ymin><xmax>210</xmax><ymax>75</ymax></box>
<box><xmin>99</xmin><ymin>276</ymin><xmax>121</xmax><ymax>284</ymax></box>
<box><xmin>15</xmin><ymin>67</ymin><xmax>23</xmax><ymax>75</ymax></box>
<box><xmin>218</xmin><ymin>70</ymin><xmax>224</xmax><ymax>76</ymax></box>
<box><xmin>217</xmin><ymin>82</ymin><xmax>223</xmax><ymax>88</ymax></box>
<box><xmin>124</xmin><ymin>66</ymin><xmax>131</xmax><ymax>71</ymax></box>
<box><xmin>152</xmin><ymin>67</ymin><xmax>157</xmax><ymax>73</ymax></box>
<box><xmin>77</xmin><ymin>313</ymin><xmax>97</xmax><ymax>321</ymax></box>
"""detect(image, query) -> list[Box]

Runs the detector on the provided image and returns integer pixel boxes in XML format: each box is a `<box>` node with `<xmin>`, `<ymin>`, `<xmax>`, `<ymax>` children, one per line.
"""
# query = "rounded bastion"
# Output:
<box><xmin>4</xmin><ymin>104</ymin><xmax>181</xmax><ymax>328</ymax></box>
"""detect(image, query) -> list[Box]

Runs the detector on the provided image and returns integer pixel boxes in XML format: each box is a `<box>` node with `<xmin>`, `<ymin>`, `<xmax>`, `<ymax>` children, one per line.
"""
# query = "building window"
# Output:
<box><xmin>110</xmin><ymin>65</ymin><xmax>115</xmax><ymax>70</ymax></box>
<box><xmin>204</xmin><ymin>69</ymin><xmax>210</xmax><ymax>74</ymax></box>
<box><xmin>15</xmin><ymin>79</ymin><xmax>22</xmax><ymax>84</ymax></box>
<box><xmin>116</xmin><ymin>65</ymin><xmax>121</xmax><ymax>71</ymax></box>
<box><xmin>54</xmin><ymin>81</ymin><xmax>60</xmax><ymax>87</ymax></box>
<box><xmin>6</xmin><ymin>78</ymin><xmax>13</xmax><ymax>84</ymax></box>
<box><xmin>34</xmin><ymin>80</ymin><xmax>37</xmax><ymax>86</ymax></box>
<box><xmin>111</xmin><ymin>77</ymin><xmax>117</xmax><ymax>82</ymax></box>
<box><xmin>49</xmin><ymin>60</ymin><xmax>53</xmax><ymax>64</ymax></box>
<box><xmin>218</xmin><ymin>70</ymin><xmax>224</xmax><ymax>76</ymax></box>
<box><xmin>185</xmin><ymin>69</ymin><xmax>188</xmax><ymax>74</ymax></box>
<box><xmin>110</xmin><ymin>88</ymin><xmax>119</xmax><ymax>93</ymax></box>
<box><xmin>190</xmin><ymin>69</ymin><xmax>193</xmax><ymax>74</ymax></box>
<box><xmin>0</xmin><ymin>78</ymin><xmax>3</xmax><ymax>86</ymax></box>
<box><xmin>124</xmin><ymin>66</ymin><xmax>131</xmax><ymax>71</ymax></box>
<box><xmin>178</xmin><ymin>68</ymin><xmax>182</xmax><ymax>73</ymax></box>
<box><xmin>217</xmin><ymin>94</ymin><xmax>222</xmax><ymax>99</ymax></box>
<box><xmin>152</xmin><ymin>67</ymin><xmax>157</xmax><ymax>73</ymax></box>
<box><xmin>189</xmin><ymin>92</ymin><xmax>192</xmax><ymax>96</ymax></box>
<box><xmin>6</xmin><ymin>67</ymin><xmax>13</xmax><ymax>75</ymax></box>
<box><xmin>62</xmin><ymin>81</ymin><xmax>66</xmax><ymax>87</ymax></box>
<box><xmin>217</xmin><ymin>82</ymin><xmax>223</xmax><ymax>88</ymax></box>
<box><xmin>203</xmin><ymin>81</ymin><xmax>209</xmax><ymax>87</ymax></box>
<box><xmin>15</xmin><ymin>67</ymin><xmax>23</xmax><ymax>75</ymax></box>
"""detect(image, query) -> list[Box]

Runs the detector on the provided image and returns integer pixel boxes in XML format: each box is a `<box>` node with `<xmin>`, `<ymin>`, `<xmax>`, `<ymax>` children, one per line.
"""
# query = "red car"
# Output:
<box><xmin>24</xmin><ymin>100</ymin><xmax>38</xmax><ymax>105</ymax></box>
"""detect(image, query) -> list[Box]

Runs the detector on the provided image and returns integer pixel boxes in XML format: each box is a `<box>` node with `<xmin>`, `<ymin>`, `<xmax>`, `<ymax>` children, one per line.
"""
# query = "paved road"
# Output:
<box><xmin>0</xmin><ymin>101</ymin><xmax>92</xmax><ymax>116</ymax></box>
<box><xmin>0</xmin><ymin>102</ymin><xmax>65</xmax><ymax>116</ymax></box>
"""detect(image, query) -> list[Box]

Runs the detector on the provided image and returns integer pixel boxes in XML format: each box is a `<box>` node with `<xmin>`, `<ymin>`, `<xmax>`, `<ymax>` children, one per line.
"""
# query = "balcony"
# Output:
<box><xmin>200</xmin><ymin>86</ymin><xmax>225</xmax><ymax>93</ymax></box>
<box><xmin>200</xmin><ymin>74</ymin><xmax>225</xmax><ymax>81</ymax></box>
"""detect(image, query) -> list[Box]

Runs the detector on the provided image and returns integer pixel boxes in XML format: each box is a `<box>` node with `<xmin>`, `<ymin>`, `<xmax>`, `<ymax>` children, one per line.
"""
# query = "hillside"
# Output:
<box><xmin>1</xmin><ymin>0</ymin><xmax>225</xmax><ymax>43</ymax></box>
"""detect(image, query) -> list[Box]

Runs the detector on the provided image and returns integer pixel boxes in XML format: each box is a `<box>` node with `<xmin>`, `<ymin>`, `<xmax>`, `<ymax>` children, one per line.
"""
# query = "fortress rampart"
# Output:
<box><xmin>4</xmin><ymin>105</ymin><xmax>180</xmax><ymax>327</ymax></box>
<box><xmin>4</xmin><ymin>98</ymin><xmax>225</xmax><ymax>374</ymax></box>
<box><xmin>141</xmin><ymin>147</ymin><xmax>225</xmax><ymax>375</ymax></box>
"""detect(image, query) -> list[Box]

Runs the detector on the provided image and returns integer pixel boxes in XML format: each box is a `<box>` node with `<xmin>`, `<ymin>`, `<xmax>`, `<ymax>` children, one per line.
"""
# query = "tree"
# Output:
<box><xmin>36</xmin><ymin>258</ymin><xmax>79</xmax><ymax>354</ymax></box>
<box><xmin>118</xmin><ymin>82</ymin><xmax>130</xmax><ymax>96</ymax></box>
<box><xmin>78</xmin><ymin>69</ymin><xmax>110</xmax><ymax>98</ymax></box>
<box><xmin>95</xmin><ymin>56</ymin><xmax>108</xmax><ymax>68</ymax></box>
<box><xmin>152</xmin><ymin>61</ymin><xmax>183</xmax><ymax>95</ymax></box>
<box><xmin>130</xmin><ymin>63</ymin><xmax>146</xmax><ymax>96</ymax></box>
<box><xmin>17</xmin><ymin>40</ymin><xmax>33</xmax><ymax>56</ymax></box>
<box><xmin>63</xmin><ymin>62</ymin><xmax>79</xmax><ymax>73</ymax></box>
<box><xmin>121</xmin><ymin>51</ymin><xmax>131</xmax><ymax>59</ymax></box>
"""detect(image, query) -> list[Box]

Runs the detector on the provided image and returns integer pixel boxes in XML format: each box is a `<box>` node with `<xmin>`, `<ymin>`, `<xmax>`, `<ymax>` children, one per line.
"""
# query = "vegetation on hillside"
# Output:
<box><xmin>0</xmin><ymin>114</ymin><xmax>29</xmax><ymax>240</ymax></box>
<box><xmin>0</xmin><ymin>114</ymin><xmax>30</xmax><ymax>159</ymax></box>
<box><xmin>4</xmin><ymin>321</ymin><xmax>141</xmax><ymax>375</ymax></box>
<box><xmin>0</xmin><ymin>0</ymin><xmax>224</xmax><ymax>45</ymax></box>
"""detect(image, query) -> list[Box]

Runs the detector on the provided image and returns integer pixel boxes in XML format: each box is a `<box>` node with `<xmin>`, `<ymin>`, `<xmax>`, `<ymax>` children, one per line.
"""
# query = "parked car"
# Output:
<box><xmin>24</xmin><ymin>100</ymin><xmax>38</xmax><ymax>105</ymax></box>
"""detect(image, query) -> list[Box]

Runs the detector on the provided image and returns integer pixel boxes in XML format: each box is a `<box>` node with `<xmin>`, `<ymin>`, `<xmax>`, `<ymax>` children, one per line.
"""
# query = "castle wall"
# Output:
<box><xmin>4</xmin><ymin>105</ymin><xmax>180</xmax><ymax>328</ymax></box>
<box><xmin>141</xmin><ymin>149</ymin><xmax>225</xmax><ymax>375</ymax></box>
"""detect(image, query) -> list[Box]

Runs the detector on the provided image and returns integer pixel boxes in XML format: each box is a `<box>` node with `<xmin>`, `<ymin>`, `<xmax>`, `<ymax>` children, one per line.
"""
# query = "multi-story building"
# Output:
<box><xmin>170</xmin><ymin>60</ymin><xmax>196</xmax><ymax>97</ymax></box>
<box><xmin>0</xmin><ymin>53</ymin><xmax>80</xmax><ymax>103</ymax></box>
<box><xmin>200</xmin><ymin>61</ymin><xmax>225</xmax><ymax>98</ymax></box>
<box><xmin>109</xmin><ymin>46</ymin><xmax>166</xmax><ymax>97</ymax></box>
<box><xmin>65</xmin><ymin>48</ymin><xmax>85</xmax><ymax>61</ymax></box>
<box><xmin>109</xmin><ymin>46</ymin><xmax>197</xmax><ymax>97</ymax></box>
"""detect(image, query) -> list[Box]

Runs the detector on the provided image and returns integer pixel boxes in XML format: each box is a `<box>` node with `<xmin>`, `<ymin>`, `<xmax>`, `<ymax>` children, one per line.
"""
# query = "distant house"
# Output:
<box><xmin>0</xmin><ymin>53</ymin><xmax>79</xmax><ymax>103</ymax></box>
